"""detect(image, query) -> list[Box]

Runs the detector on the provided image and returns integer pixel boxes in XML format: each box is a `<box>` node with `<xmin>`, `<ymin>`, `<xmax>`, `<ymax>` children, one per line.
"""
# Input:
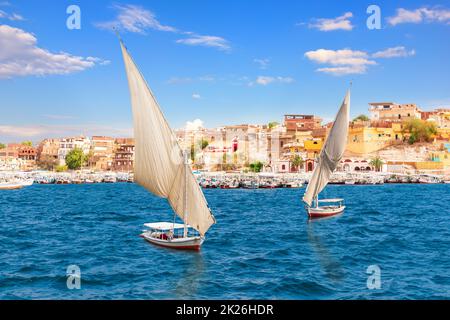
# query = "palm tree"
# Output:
<box><xmin>291</xmin><ymin>155</ymin><xmax>304</xmax><ymax>172</ymax></box>
<box><xmin>370</xmin><ymin>156</ymin><xmax>384</xmax><ymax>172</ymax></box>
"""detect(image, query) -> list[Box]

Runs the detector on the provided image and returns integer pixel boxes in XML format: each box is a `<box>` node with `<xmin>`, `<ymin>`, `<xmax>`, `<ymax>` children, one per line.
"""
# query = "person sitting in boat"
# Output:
<box><xmin>166</xmin><ymin>229</ymin><xmax>174</xmax><ymax>240</ymax></box>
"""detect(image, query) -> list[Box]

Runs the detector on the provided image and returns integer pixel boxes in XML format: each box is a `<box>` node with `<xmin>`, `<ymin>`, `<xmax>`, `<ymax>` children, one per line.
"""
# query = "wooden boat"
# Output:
<box><xmin>303</xmin><ymin>88</ymin><xmax>350</xmax><ymax>219</ymax></box>
<box><xmin>118</xmin><ymin>36</ymin><xmax>216</xmax><ymax>250</ymax></box>
<box><xmin>20</xmin><ymin>179</ymin><xmax>34</xmax><ymax>187</ymax></box>
<box><xmin>0</xmin><ymin>183</ymin><xmax>23</xmax><ymax>190</ymax></box>
<box><xmin>307</xmin><ymin>199</ymin><xmax>345</xmax><ymax>218</ymax></box>
<box><xmin>140</xmin><ymin>223</ymin><xmax>204</xmax><ymax>250</ymax></box>
<box><xmin>241</xmin><ymin>180</ymin><xmax>259</xmax><ymax>189</ymax></box>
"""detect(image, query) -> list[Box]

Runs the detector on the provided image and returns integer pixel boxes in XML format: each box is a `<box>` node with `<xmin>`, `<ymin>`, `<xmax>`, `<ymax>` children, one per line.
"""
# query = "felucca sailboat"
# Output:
<box><xmin>303</xmin><ymin>89</ymin><xmax>350</xmax><ymax>218</ymax></box>
<box><xmin>119</xmin><ymin>39</ymin><xmax>216</xmax><ymax>250</ymax></box>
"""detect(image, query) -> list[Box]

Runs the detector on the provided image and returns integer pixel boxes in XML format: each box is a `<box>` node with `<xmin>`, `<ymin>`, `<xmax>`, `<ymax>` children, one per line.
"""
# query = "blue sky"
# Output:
<box><xmin>0</xmin><ymin>0</ymin><xmax>449</xmax><ymax>142</ymax></box>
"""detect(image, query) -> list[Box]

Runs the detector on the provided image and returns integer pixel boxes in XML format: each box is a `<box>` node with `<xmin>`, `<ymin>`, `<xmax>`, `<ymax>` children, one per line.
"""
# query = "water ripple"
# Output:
<box><xmin>0</xmin><ymin>183</ymin><xmax>449</xmax><ymax>299</ymax></box>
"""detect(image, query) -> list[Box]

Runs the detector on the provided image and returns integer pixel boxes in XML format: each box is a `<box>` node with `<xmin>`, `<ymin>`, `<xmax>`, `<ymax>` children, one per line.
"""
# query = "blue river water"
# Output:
<box><xmin>0</xmin><ymin>183</ymin><xmax>449</xmax><ymax>299</ymax></box>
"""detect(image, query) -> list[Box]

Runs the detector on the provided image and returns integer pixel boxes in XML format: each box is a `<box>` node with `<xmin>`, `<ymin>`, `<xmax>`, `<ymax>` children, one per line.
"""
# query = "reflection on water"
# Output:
<box><xmin>174</xmin><ymin>252</ymin><xmax>205</xmax><ymax>298</ymax></box>
<box><xmin>307</xmin><ymin>219</ymin><xmax>344</xmax><ymax>283</ymax></box>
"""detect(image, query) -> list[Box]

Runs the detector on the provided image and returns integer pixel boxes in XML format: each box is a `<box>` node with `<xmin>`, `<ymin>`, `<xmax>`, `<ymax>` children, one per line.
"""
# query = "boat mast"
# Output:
<box><xmin>183</xmin><ymin>150</ymin><xmax>189</xmax><ymax>238</ymax></box>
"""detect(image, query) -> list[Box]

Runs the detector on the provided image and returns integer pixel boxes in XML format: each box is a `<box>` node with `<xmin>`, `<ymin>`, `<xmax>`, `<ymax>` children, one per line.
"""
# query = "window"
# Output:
<box><xmin>281</xmin><ymin>164</ymin><xmax>286</xmax><ymax>170</ymax></box>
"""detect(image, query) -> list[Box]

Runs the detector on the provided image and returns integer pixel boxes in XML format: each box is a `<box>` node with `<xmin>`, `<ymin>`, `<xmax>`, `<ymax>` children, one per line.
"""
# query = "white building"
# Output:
<box><xmin>58</xmin><ymin>136</ymin><xmax>91</xmax><ymax>165</ymax></box>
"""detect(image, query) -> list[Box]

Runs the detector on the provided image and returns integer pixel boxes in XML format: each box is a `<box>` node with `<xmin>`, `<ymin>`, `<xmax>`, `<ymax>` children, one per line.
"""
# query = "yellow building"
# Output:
<box><xmin>369</xmin><ymin>102</ymin><xmax>421</xmax><ymax>122</ymax></box>
<box><xmin>429</xmin><ymin>150</ymin><xmax>450</xmax><ymax>168</ymax></box>
<box><xmin>346</xmin><ymin>125</ymin><xmax>404</xmax><ymax>155</ymax></box>
<box><xmin>304</xmin><ymin>139</ymin><xmax>323</xmax><ymax>159</ymax></box>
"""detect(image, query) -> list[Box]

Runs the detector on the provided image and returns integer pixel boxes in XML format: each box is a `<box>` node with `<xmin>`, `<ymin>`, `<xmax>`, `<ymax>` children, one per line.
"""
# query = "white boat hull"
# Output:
<box><xmin>21</xmin><ymin>180</ymin><xmax>34</xmax><ymax>187</ymax></box>
<box><xmin>307</xmin><ymin>205</ymin><xmax>345</xmax><ymax>218</ymax></box>
<box><xmin>0</xmin><ymin>183</ymin><xmax>23</xmax><ymax>190</ymax></box>
<box><xmin>140</xmin><ymin>232</ymin><xmax>204</xmax><ymax>251</ymax></box>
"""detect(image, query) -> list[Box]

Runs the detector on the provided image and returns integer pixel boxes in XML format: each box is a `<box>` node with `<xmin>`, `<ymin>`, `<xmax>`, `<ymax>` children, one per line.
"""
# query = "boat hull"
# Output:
<box><xmin>307</xmin><ymin>205</ymin><xmax>345</xmax><ymax>218</ymax></box>
<box><xmin>0</xmin><ymin>183</ymin><xmax>23</xmax><ymax>190</ymax></box>
<box><xmin>140</xmin><ymin>233</ymin><xmax>204</xmax><ymax>251</ymax></box>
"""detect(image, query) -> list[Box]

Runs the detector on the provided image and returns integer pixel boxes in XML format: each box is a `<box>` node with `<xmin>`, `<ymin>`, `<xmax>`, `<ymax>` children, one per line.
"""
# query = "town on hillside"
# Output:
<box><xmin>1</xmin><ymin>103</ymin><xmax>449</xmax><ymax>178</ymax></box>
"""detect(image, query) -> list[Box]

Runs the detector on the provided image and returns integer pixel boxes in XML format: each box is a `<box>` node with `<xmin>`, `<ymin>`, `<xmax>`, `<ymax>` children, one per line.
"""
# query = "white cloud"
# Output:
<box><xmin>0</xmin><ymin>124</ymin><xmax>133</xmax><ymax>140</ymax></box>
<box><xmin>254</xmin><ymin>58</ymin><xmax>270</xmax><ymax>69</ymax></box>
<box><xmin>304</xmin><ymin>49</ymin><xmax>375</xmax><ymax>66</ymax></box>
<box><xmin>176</xmin><ymin>34</ymin><xmax>230</xmax><ymax>51</ymax></box>
<box><xmin>372</xmin><ymin>46</ymin><xmax>416</xmax><ymax>58</ymax></box>
<box><xmin>305</xmin><ymin>47</ymin><xmax>417</xmax><ymax>76</ymax></box>
<box><xmin>96</xmin><ymin>4</ymin><xmax>231</xmax><ymax>52</ymax></box>
<box><xmin>43</xmin><ymin>114</ymin><xmax>77</xmax><ymax>120</ymax></box>
<box><xmin>304</xmin><ymin>48</ymin><xmax>376</xmax><ymax>75</ymax></box>
<box><xmin>198</xmin><ymin>75</ymin><xmax>215</xmax><ymax>82</ymax></box>
<box><xmin>95</xmin><ymin>4</ymin><xmax>177</xmax><ymax>33</ymax></box>
<box><xmin>166</xmin><ymin>75</ymin><xmax>215</xmax><ymax>85</ymax></box>
<box><xmin>316</xmin><ymin>65</ymin><xmax>367</xmax><ymax>75</ymax></box>
<box><xmin>185</xmin><ymin>119</ymin><xmax>204</xmax><ymax>131</ymax></box>
<box><xmin>308</xmin><ymin>12</ymin><xmax>354</xmax><ymax>31</ymax></box>
<box><xmin>166</xmin><ymin>77</ymin><xmax>192</xmax><ymax>84</ymax></box>
<box><xmin>249</xmin><ymin>76</ymin><xmax>294</xmax><ymax>86</ymax></box>
<box><xmin>387</xmin><ymin>7</ymin><xmax>450</xmax><ymax>26</ymax></box>
<box><xmin>0</xmin><ymin>25</ymin><xmax>106</xmax><ymax>79</ymax></box>
<box><xmin>192</xmin><ymin>93</ymin><xmax>201</xmax><ymax>99</ymax></box>
<box><xmin>0</xmin><ymin>125</ymin><xmax>46</xmax><ymax>137</ymax></box>
<box><xmin>0</xmin><ymin>9</ymin><xmax>24</xmax><ymax>21</ymax></box>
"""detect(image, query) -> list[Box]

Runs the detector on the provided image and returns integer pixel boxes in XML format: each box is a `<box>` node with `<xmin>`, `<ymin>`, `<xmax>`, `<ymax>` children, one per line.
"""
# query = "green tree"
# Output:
<box><xmin>402</xmin><ymin>119</ymin><xmax>437</xmax><ymax>144</ymax></box>
<box><xmin>268</xmin><ymin>121</ymin><xmax>279</xmax><ymax>129</ymax></box>
<box><xmin>55</xmin><ymin>164</ymin><xmax>68</xmax><ymax>172</ymax></box>
<box><xmin>65</xmin><ymin>148</ymin><xmax>87</xmax><ymax>170</ymax></box>
<box><xmin>249</xmin><ymin>161</ymin><xmax>263</xmax><ymax>173</ymax></box>
<box><xmin>190</xmin><ymin>139</ymin><xmax>209</xmax><ymax>162</ymax></box>
<box><xmin>201</xmin><ymin>139</ymin><xmax>209</xmax><ymax>150</ymax></box>
<box><xmin>353</xmin><ymin>114</ymin><xmax>369</xmax><ymax>122</ymax></box>
<box><xmin>0</xmin><ymin>143</ymin><xmax>5</xmax><ymax>149</ymax></box>
<box><xmin>291</xmin><ymin>155</ymin><xmax>304</xmax><ymax>172</ymax></box>
<box><xmin>21</xmin><ymin>141</ymin><xmax>33</xmax><ymax>146</ymax></box>
<box><xmin>370</xmin><ymin>156</ymin><xmax>384</xmax><ymax>172</ymax></box>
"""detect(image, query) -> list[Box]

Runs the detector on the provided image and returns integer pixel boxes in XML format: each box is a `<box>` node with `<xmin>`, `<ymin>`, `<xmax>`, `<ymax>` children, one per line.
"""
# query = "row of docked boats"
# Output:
<box><xmin>0</xmin><ymin>172</ymin><xmax>135</xmax><ymax>185</ymax></box>
<box><xmin>198</xmin><ymin>177</ymin><xmax>303</xmax><ymax>189</ymax></box>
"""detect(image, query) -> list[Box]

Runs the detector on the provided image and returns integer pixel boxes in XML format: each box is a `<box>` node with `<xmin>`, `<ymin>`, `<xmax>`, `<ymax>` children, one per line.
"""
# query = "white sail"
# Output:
<box><xmin>120</xmin><ymin>41</ymin><xmax>216</xmax><ymax>235</ymax></box>
<box><xmin>303</xmin><ymin>90</ymin><xmax>350</xmax><ymax>206</ymax></box>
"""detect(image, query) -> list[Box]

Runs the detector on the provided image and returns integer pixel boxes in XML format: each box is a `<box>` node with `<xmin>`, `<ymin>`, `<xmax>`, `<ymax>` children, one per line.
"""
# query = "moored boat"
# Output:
<box><xmin>20</xmin><ymin>179</ymin><xmax>34</xmax><ymax>187</ymax></box>
<box><xmin>0</xmin><ymin>182</ymin><xmax>23</xmax><ymax>190</ymax></box>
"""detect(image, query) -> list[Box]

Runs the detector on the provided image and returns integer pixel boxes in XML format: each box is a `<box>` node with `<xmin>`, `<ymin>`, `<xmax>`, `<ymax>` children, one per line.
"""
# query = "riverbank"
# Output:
<box><xmin>0</xmin><ymin>170</ymin><xmax>448</xmax><ymax>187</ymax></box>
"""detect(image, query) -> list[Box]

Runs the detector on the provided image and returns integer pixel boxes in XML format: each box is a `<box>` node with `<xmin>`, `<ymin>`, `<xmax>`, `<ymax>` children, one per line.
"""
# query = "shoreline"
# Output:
<box><xmin>0</xmin><ymin>170</ymin><xmax>448</xmax><ymax>186</ymax></box>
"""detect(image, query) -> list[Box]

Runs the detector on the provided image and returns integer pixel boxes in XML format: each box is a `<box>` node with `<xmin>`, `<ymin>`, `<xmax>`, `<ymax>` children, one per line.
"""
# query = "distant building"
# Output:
<box><xmin>0</xmin><ymin>143</ymin><xmax>37</xmax><ymax>171</ymax></box>
<box><xmin>58</xmin><ymin>136</ymin><xmax>91</xmax><ymax>165</ymax></box>
<box><xmin>90</xmin><ymin>136</ymin><xmax>115</xmax><ymax>171</ymax></box>
<box><xmin>338</xmin><ymin>158</ymin><xmax>374</xmax><ymax>172</ymax></box>
<box><xmin>369</xmin><ymin>102</ymin><xmax>422</xmax><ymax>122</ymax></box>
<box><xmin>346</xmin><ymin>124</ymin><xmax>404</xmax><ymax>155</ymax></box>
<box><xmin>37</xmin><ymin>139</ymin><xmax>59</xmax><ymax>160</ymax></box>
<box><xmin>284</xmin><ymin>115</ymin><xmax>322</xmax><ymax>132</ymax></box>
<box><xmin>113</xmin><ymin>138</ymin><xmax>135</xmax><ymax>172</ymax></box>
<box><xmin>422</xmin><ymin>108</ymin><xmax>450</xmax><ymax>129</ymax></box>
